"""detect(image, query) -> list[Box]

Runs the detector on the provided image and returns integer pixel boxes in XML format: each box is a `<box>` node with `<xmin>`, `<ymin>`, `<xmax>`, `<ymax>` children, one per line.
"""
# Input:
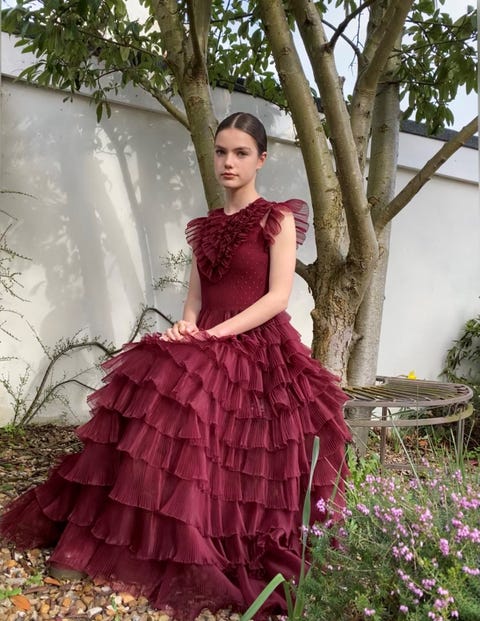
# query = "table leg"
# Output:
<box><xmin>380</xmin><ymin>407</ymin><xmax>387</xmax><ymax>465</ymax></box>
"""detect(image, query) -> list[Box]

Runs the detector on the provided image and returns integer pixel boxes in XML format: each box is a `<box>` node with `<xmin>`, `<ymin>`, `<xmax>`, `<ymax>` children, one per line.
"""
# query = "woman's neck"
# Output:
<box><xmin>223</xmin><ymin>189</ymin><xmax>261</xmax><ymax>215</ymax></box>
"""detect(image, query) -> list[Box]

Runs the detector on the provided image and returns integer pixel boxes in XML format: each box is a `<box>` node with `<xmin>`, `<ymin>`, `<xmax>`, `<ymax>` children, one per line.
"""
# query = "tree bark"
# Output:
<box><xmin>345</xmin><ymin>2</ymin><xmax>402</xmax><ymax>451</ymax></box>
<box><xmin>292</xmin><ymin>0</ymin><xmax>378</xmax><ymax>270</ymax></box>
<box><xmin>258</xmin><ymin>0</ymin><xmax>341</xmax><ymax>268</ymax></box>
<box><xmin>146</xmin><ymin>0</ymin><xmax>224</xmax><ymax>210</ymax></box>
<box><xmin>350</xmin><ymin>0</ymin><xmax>413</xmax><ymax>172</ymax></box>
<box><xmin>259</xmin><ymin>0</ymin><xmax>381</xmax><ymax>378</ymax></box>
<box><xmin>310</xmin><ymin>288</ymin><xmax>359</xmax><ymax>379</ymax></box>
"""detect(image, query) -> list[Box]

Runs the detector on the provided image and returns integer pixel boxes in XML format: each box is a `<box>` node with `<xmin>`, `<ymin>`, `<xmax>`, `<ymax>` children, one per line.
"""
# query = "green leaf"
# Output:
<box><xmin>119</xmin><ymin>45</ymin><xmax>130</xmax><ymax>61</ymax></box>
<box><xmin>96</xmin><ymin>101</ymin><xmax>103</xmax><ymax>123</ymax></box>
<box><xmin>239</xmin><ymin>573</ymin><xmax>286</xmax><ymax>621</ymax></box>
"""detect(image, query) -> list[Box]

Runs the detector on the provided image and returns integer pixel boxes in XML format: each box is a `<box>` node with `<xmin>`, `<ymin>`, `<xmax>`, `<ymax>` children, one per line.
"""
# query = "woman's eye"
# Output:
<box><xmin>215</xmin><ymin>149</ymin><xmax>225</xmax><ymax>155</ymax></box>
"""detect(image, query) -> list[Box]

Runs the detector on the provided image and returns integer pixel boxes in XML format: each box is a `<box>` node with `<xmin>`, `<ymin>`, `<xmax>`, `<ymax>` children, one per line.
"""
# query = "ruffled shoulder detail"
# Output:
<box><xmin>185</xmin><ymin>198</ymin><xmax>309</xmax><ymax>282</ymax></box>
<box><xmin>262</xmin><ymin>199</ymin><xmax>309</xmax><ymax>248</ymax></box>
<box><xmin>185</xmin><ymin>198</ymin><xmax>271</xmax><ymax>282</ymax></box>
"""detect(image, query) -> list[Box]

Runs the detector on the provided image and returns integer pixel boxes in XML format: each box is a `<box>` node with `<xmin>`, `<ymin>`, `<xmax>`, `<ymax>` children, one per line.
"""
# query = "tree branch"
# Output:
<box><xmin>257</xmin><ymin>0</ymin><xmax>341</xmax><ymax>266</ymax></box>
<box><xmin>295</xmin><ymin>258</ymin><xmax>315</xmax><ymax>290</ymax></box>
<box><xmin>329</xmin><ymin>0</ymin><xmax>377</xmax><ymax>51</ymax></box>
<box><xmin>292</xmin><ymin>0</ymin><xmax>378</xmax><ymax>269</ymax></box>
<box><xmin>186</xmin><ymin>0</ymin><xmax>212</xmax><ymax>65</ymax></box>
<box><xmin>358</xmin><ymin>0</ymin><xmax>413</xmax><ymax>90</ymax></box>
<box><xmin>124</xmin><ymin>306</ymin><xmax>173</xmax><ymax>346</ymax></box>
<box><xmin>136</xmin><ymin>74</ymin><xmax>189</xmax><ymax>128</ymax></box>
<box><xmin>350</xmin><ymin>0</ymin><xmax>414</xmax><ymax>171</ymax></box>
<box><xmin>375</xmin><ymin>116</ymin><xmax>479</xmax><ymax>230</ymax></box>
<box><xmin>147</xmin><ymin>0</ymin><xmax>186</xmax><ymax>80</ymax></box>
<box><xmin>322</xmin><ymin>18</ymin><xmax>362</xmax><ymax>60</ymax></box>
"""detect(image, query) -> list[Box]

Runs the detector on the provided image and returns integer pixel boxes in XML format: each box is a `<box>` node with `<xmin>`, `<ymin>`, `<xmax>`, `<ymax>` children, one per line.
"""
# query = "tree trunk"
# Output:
<box><xmin>148</xmin><ymin>0</ymin><xmax>224</xmax><ymax>210</ymax></box>
<box><xmin>258</xmin><ymin>0</ymin><xmax>379</xmax><ymax>383</ymax></box>
<box><xmin>345</xmin><ymin>2</ymin><xmax>402</xmax><ymax>452</ymax></box>
<box><xmin>311</xmin><ymin>293</ymin><xmax>358</xmax><ymax>380</ymax></box>
<box><xmin>347</xmin><ymin>224</ymin><xmax>392</xmax><ymax>387</ymax></box>
<box><xmin>182</xmin><ymin>79</ymin><xmax>224</xmax><ymax>210</ymax></box>
<box><xmin>345</xmin><ymin>223</ymin><xmax>391</xmax><ymax>453</ymax></box>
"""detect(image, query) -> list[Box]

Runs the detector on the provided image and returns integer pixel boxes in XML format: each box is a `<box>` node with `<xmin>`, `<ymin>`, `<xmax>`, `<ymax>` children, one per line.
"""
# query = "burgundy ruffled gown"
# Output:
<box><xmin>1</xmin><ymin>198</ymin><xmax>350</xmax><ymax>619</ymax></box>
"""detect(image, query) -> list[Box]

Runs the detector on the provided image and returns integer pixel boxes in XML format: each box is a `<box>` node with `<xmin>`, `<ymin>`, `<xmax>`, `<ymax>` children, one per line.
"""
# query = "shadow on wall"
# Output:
<box><xmin>6</xmin><ymin>81</ymin><xmax>203</xmax><ymax>340</ymax></box>
<box><xmin>1</xmin><ymin>82</ymin><xmax>311</xmax><ymax>425</ymax></box>
<box><xmin>2</xmin><ymin>82</ymin><xmax>201</xmax><ymax>422</ymax></box>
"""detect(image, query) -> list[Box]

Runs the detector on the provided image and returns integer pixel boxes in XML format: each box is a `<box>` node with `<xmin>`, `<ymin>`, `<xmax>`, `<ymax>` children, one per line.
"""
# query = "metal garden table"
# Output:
<box><xmin>343</xmin><ymin>376</ymin><xmax>474</xmax><ymax>467</ymax></box>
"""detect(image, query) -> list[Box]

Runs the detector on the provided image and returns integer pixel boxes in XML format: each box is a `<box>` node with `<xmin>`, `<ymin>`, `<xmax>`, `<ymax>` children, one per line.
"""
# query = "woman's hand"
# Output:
<box><xmin>161</xmin><ymin>320</ymin><xmax>199</xmax><ymax>342</ymax></box>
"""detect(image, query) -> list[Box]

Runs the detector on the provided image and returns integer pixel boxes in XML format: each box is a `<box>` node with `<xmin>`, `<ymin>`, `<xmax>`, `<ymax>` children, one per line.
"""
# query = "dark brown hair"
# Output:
<box><xmin>215</xmin><ymin>112</ymin><xmax>267</xmax><ymax>155</ymax></box>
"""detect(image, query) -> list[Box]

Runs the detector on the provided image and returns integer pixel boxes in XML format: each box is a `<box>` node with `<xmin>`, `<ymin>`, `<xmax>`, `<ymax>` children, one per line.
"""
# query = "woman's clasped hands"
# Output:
<box><xmin>161</xmin><ymin>320</ymin><xmax>200</xmax><ymax>342</ymax></box>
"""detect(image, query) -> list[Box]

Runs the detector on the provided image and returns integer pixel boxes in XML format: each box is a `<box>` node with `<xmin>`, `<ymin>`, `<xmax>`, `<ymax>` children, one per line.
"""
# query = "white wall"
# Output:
<box><xmin>378</xmin><ymin>165</ymin><xmax>479</xmax><ymax>379</ymax></box>
<box><xmin>1</xmin><ymin>33</ymin><xmax>478</xmax><ymax>425</ymax></box>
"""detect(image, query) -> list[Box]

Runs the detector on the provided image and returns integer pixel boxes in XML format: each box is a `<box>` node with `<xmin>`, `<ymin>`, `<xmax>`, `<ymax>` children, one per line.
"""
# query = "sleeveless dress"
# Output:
<box><xmin>0</xmin><ymin>198</ymin><xmax>351</xmax><ymax>619</ymax></box>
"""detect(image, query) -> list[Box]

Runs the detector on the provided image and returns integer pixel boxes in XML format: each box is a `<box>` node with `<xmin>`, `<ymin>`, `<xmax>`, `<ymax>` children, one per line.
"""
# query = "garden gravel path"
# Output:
<box><xmin>0</xmin><ymin>425</ymin><xmax>243</xmax><ymax>621</ymax></box>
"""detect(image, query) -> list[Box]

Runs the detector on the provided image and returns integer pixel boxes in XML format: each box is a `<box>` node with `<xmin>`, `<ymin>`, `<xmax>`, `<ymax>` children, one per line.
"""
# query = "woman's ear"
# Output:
<box><xmin>256</xmin><ymin>151</ymin><xmax>267</xmax><ymax>170</ymax></box>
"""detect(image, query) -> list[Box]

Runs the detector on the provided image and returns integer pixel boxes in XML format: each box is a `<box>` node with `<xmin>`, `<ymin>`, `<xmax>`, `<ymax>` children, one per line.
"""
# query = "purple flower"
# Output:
<box><xmin>418</xmin><ymin>507</ymin><xmax>433</xmax><ymax>523</ymax></box>
<box><xmin>439</xmin><ymin>538</ymin><xmax>449</xmax><ymax>556</ymax></box>
<box><xmin>421</xmin><ymin>578</ymin><xmax>436</xmax><ymax>589</ymax></box>
<box><xmin>357</xmin><ymin>503</ymin><xmax>370</xmax><ymax>515</ymax></box>
<box><xmin>316</xmin><ymin>498</ymin><xmax>327</xmax><ymax>513</ymax></box>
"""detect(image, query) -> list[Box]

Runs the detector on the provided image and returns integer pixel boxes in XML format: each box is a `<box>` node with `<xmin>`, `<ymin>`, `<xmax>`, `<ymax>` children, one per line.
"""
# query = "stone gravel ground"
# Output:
<box><xmin>0</xmin><ymin>425</ymin><xmax>245</xmax><ymax>621</ymax></box>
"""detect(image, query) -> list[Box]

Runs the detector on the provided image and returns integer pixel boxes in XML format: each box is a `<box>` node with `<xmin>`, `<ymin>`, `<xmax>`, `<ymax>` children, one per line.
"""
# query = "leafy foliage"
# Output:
<box><xmin>401</xmin><ymin>2</ymin><xmax>477</xmax><ymax>133</ymax></box>
<box><xmin>2</xmin><ymin>0</ymin><xmax>477</xmax><ymax>130</ymax></box>
<box><xmin>443</xmin><ymin>315</ymin><xmax>480</xmax><ymax>447</ymax></box>
<box><xmin>2</xmin><ymin>0</ymin><xmax>170</xmax><ymax>120</ymax></box>
<box><xmin>301</xmin><ymin>455</ymin><xmax>480</xmax><ymax>620</ymax></box>
<box><xmin>209</xmin><ymin>0</ymin><xmax>285</xmax><ymax>106</ymax></box>
<box><xmin>443</xmin><ymin>315</ymin><xmax>480</xmax><ymax>397</ymax></box>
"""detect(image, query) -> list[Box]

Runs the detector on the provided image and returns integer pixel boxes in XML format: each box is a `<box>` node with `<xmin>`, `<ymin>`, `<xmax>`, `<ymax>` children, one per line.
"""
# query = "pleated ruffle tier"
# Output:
<box><xmin>0</xmin><ymin>313</ymin><xmax>350</xmax><ymax>619</ymax></box>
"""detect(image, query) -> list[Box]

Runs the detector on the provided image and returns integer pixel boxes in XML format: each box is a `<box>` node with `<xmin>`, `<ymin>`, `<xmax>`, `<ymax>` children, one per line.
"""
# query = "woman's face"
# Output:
<box><xmin>214</xmin><ymin>128</ymin><xmax>266</xmax><ymax>191</ymax></box>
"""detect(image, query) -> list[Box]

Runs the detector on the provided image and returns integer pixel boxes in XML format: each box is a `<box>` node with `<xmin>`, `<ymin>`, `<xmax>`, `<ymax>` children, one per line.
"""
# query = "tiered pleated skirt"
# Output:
<box><xmin>1</xmin><ymin>312</ymin><xmax>350</xmax><ymax>619</ymax></box>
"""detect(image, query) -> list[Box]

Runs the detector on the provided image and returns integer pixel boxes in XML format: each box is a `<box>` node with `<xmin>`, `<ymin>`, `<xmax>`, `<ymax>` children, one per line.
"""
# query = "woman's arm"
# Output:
<box><xmin>208</xmin><ymin>211</ymin><xmax>297</xmax><ymax>338</ymax></box>
<box><xmin>162</xmin><ymin>256</ymin><xmax>201</xmax><ymax>341</ymax></box>
<box><xmin>182</xmin><ymin>256</ymin><xmax>202</xmax><ymax>324</ymax></box>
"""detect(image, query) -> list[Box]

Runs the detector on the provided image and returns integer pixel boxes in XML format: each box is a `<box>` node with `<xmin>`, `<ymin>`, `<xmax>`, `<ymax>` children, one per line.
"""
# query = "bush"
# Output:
<box><xmin>443</xmin><ymin>315</ymin><xmax>480</xmax><ymax>449</ymax></box>
<box><xmin>301</xmin><ymin>458</ymin><xmax>480</xmax><ymax>620</ymax></box>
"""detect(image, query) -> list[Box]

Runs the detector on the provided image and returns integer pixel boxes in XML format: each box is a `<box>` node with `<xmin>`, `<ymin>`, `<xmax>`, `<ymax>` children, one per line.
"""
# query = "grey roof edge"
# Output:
<box><xmin>400</xmin><ymin>119</ymin><xmax>478</xmax><ymax>150</ymax></box>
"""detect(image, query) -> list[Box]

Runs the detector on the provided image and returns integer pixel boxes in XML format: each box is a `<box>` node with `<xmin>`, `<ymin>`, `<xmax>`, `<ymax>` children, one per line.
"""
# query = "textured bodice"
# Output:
<box><xmin>186</xmin><ymin>198</ymin><xmax>308</xmax><ymax>328</ymax></box>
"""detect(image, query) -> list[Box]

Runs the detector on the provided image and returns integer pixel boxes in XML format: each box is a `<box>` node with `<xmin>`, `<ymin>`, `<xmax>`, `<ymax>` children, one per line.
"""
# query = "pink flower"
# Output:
<box><xmin>357</xmin><ymin>503</ymin><xmax>370</xmax><ymax>515</ymax></box>
<box><xmin>316</xmin><ymin>498</ymin><xmax>327</xmax><ymax>513</ymax></box>
<box><xmin>439</xmin><ymin>538</ymin><xmax>449</xmax><ymax>556</ymax></box>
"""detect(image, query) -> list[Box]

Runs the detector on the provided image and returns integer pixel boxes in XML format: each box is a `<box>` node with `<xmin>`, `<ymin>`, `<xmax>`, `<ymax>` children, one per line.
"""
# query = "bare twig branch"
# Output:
<box><xmin>329</xmin><ymin>0</ymin><xmax>377</xmax><ymax>51</ymax></box>
<box><xmin>375</xmin><ymin>116</ymin><xmax>479</xmax><ymax>230</ymax></box>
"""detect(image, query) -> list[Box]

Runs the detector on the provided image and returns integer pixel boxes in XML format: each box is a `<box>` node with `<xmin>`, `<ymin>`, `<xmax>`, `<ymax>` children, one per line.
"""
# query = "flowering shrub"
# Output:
<box><xmin>301</xmin><ymin>460</ymin><xmax>480</xmax><ymax>620</ymax></box>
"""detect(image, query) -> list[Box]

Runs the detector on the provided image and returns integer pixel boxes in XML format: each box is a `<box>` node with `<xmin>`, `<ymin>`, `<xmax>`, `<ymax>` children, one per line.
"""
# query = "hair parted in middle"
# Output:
<box><xmin>215</xmin><ymin>112</ymin><xmax>267</xmax><ymax>155</ymax></box>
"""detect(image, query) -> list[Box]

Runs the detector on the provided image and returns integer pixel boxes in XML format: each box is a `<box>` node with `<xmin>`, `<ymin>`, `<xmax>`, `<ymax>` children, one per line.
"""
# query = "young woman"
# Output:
<box><xmin>1</xmin><ymin>112</ymin><xmax>350</xmax><ymax>619</ymax></box>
